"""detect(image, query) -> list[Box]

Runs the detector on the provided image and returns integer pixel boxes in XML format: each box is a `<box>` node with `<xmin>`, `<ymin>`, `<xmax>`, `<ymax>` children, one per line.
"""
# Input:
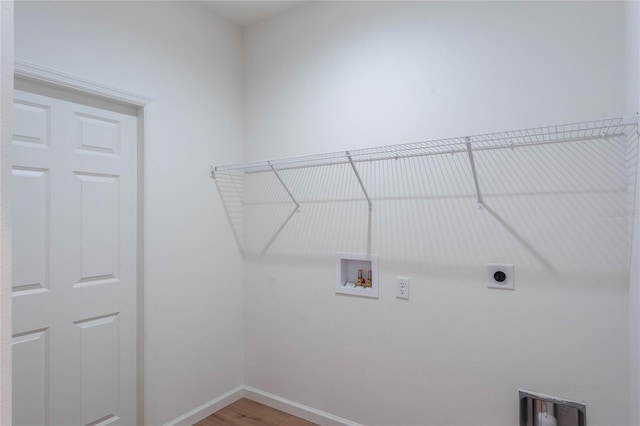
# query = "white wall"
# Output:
<box><xmin>12</xmin><ymin>1</ymin><xmax>639</xmax><ymax>425</ymax></box>
<box><xmin>626</xmin><ymin>1</ymin><xmax>640</xmax><ymax>424</ymax></box>
<box><xmin>244</xmin><ymin>1</ymin><xmax>626</xmax><ymax>162</ymax></box>
<box><xmin>243</xmin><ymin>2</ymin><xmax>632</xmax><ymax>425</ymax></box>
<box><xmin>14</xmin><ymin>2</ymin><xmax>245</xmax><ymax>424</ymax></box>
<box><xmin>0</xmin><ymin>1</ymin><xmax>13</xmax><ymax>425</ymax></box>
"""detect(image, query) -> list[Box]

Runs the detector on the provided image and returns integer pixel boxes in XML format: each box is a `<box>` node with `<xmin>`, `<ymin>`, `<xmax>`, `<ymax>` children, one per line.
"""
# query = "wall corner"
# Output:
<box><xmin>0</xmin><ymin>1</ymin><xmax>14</xmax><ymax>425</ymax></box>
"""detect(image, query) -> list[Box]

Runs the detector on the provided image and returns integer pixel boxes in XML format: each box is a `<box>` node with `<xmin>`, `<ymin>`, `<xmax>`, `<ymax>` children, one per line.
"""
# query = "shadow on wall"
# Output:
<box><xmin>214</xmin><ymin>128</ymin><xmax>637</xmax><ymax>282</ymax></box>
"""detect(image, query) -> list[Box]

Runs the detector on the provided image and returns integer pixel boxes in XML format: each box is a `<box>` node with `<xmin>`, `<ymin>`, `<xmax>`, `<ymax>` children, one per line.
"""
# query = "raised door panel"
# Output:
<box><xmin>74</xmin><ymin>314</ymin><xmax>120</xmax><ymax>426</ymax></box>
<box><xmin>13</xmin><ymin>100</ymin><xmax>50</xmax><ymax>148</ymax></box>
<box><xmin>11</xmin><ymin>168</ymin><xmax>50</xmax><ymax>295</ymax></box>
<box><xmin>75</xmin><ymin>113</ymin><xmax>120</xmax><ymax>157</ymax></box>
<box><xmin>12</xmin><ymin>329</ymin><xmax>50</xmax><ymax>426</ymax></box>
<box><xmin>75</xmin><ymin>173</ymin><xmax>119</xmax><ymax>287</ymax></box>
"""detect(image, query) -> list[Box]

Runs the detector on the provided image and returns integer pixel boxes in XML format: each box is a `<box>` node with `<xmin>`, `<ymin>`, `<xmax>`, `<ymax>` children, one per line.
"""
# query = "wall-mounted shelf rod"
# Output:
<box><xmin>269</xmin><ymin>161</ymin><xmax>300</xmax><ymax>210</ymax></box>
<box><xmin>465</xmin><ymin>137</ymin><xmax>484</xmax><ymax>209</ymax></box>
<box><xmin>212</xmin><ymin>117</ymin><xmax>637</xmax><ymax>178</ymax></box>
<box><xmin>346</xmin><ymin>151</ymin><xmax>373</xmax><ymax>211</ymax></box>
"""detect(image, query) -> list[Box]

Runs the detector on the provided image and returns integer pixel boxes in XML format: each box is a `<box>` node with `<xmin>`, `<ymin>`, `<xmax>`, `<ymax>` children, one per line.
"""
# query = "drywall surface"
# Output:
<box><xmin>244</xmin><ymin>1</ymin><xmax>626</xmax><ymax>162</ymax></box>
<box><xmin>626</xmin><ymin>2</ymin><xmax>640</xmax><ymax>424</ymax></box>
<box><xmin>627</xmin><ymin>1</ymin><xmax>640</xmax><ymax>117</ymax></box>
<box><xmin>243</xmin><ymin>2</ymin><xmax>632</xmax><ymax>425</ymax></box>
<box><xmin>14</xmin><ymin>2</ymin><xmax>244</xmax><ymax>424</ymax></box>
<box><xmin>0</xmin><ymin>2</ymin><xmax>13</xmax><ymax>425</ymax></box>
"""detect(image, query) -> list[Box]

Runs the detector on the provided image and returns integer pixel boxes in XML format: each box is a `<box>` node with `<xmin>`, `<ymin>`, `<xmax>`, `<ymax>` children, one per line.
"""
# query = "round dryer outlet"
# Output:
<box><xmin>486</xmin><ymin>263</ymin><xmax>514</xmax><ymax>290</ymax></box>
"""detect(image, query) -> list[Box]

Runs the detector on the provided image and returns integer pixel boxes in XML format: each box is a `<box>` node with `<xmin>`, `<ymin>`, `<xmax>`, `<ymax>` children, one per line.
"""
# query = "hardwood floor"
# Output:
<box><xmin>194</xmin><ymin>398</ymin><xmax>318</xmax><ymax>426</ymax></box>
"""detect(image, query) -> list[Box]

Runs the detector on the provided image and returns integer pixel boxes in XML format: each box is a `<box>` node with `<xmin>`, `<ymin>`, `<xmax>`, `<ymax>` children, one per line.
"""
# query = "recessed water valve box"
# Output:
<box><xmin>336</xmin><ymin>252</ymin><xmax>379</xmax><ymax>298</ymax></box>
<box><xmin>487</xmin><ymin>263</ymin><xmax>514</xmax><ymax>290</ymax></box>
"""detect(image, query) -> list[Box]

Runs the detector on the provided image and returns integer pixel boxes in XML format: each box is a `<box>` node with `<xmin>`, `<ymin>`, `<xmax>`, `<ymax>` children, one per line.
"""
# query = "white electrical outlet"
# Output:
<box><xmin>396</xmin><ymin>276</ymin><xmax>410</xmax><ymax>300</ymax></box>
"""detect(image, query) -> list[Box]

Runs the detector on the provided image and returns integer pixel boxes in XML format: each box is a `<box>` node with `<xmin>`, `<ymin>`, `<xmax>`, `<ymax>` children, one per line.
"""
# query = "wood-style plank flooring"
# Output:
<box><xmin>194</xmin><ymin>398</ymin><xmax>318</xmax><ymax>426</ymax></box>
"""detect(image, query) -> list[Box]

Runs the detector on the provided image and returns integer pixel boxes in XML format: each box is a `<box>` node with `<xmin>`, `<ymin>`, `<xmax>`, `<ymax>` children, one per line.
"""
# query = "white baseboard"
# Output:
<box><xmin>243</xmin><ymin>385</ymin><xmax>361</xmax><ymax>426</ymax></box>
<box><xmin>163</xmin><ymin>385</ymin><xmax>244</xmax><ymax>426</ymax></box>
<box><xmin>163</xmin><ymin>384</ymin><xmax>359</xmax><ymax>426</ymax></box>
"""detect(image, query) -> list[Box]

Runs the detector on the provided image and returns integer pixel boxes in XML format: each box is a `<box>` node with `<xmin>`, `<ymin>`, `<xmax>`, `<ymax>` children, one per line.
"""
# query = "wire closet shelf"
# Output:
<box><xmin>212</xmin><ymin>116</ymin><xmax>639</xmax><ymax>211</ymax></box>
<box><xmin>213</xmin><ymin>116</ymin><xmax>638</xmax><ymax>174</ymax></box>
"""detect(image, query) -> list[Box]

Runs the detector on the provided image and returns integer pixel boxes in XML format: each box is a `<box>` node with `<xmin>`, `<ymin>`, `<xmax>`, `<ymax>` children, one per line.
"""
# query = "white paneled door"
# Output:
<box><xmin>12</xmin><ymin>84</ymin><xmax>138</xmax><ymax>426</ymax></box>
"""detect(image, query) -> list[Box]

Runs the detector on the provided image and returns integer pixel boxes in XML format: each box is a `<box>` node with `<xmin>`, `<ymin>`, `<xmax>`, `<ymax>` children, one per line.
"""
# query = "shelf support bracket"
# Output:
<box><xmin>465</xmin><ymin>137</ymin><xmax>484</xmax><ymax>209</ymax></box>
<box><xmin>346</xmin><ymin>151</ymin><xmax>373</xmax><ymax>212</ymax></box>
<box><xmin>269</xmin><ymin>161</ymin><xmax>300</xmax><ymax>211</ymax></box>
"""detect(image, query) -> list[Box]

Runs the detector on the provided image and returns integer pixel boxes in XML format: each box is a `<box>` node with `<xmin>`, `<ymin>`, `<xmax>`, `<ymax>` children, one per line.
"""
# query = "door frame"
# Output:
<box><xmin>13</xmin><ymin>59</ymin><xmax>152</xmax><ymax>426</ymax></box>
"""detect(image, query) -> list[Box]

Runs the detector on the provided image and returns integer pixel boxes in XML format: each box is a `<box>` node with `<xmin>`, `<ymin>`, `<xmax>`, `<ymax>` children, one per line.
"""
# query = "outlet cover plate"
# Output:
<box><xmin>396</xmin><ymin>276</ymin><xmax>410</xmax><ymax>299</ymax></box>
<box><xmin>487</xmin><ymin>264</ymin><xmax>514</xmax><ymax>290</ymax></box>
